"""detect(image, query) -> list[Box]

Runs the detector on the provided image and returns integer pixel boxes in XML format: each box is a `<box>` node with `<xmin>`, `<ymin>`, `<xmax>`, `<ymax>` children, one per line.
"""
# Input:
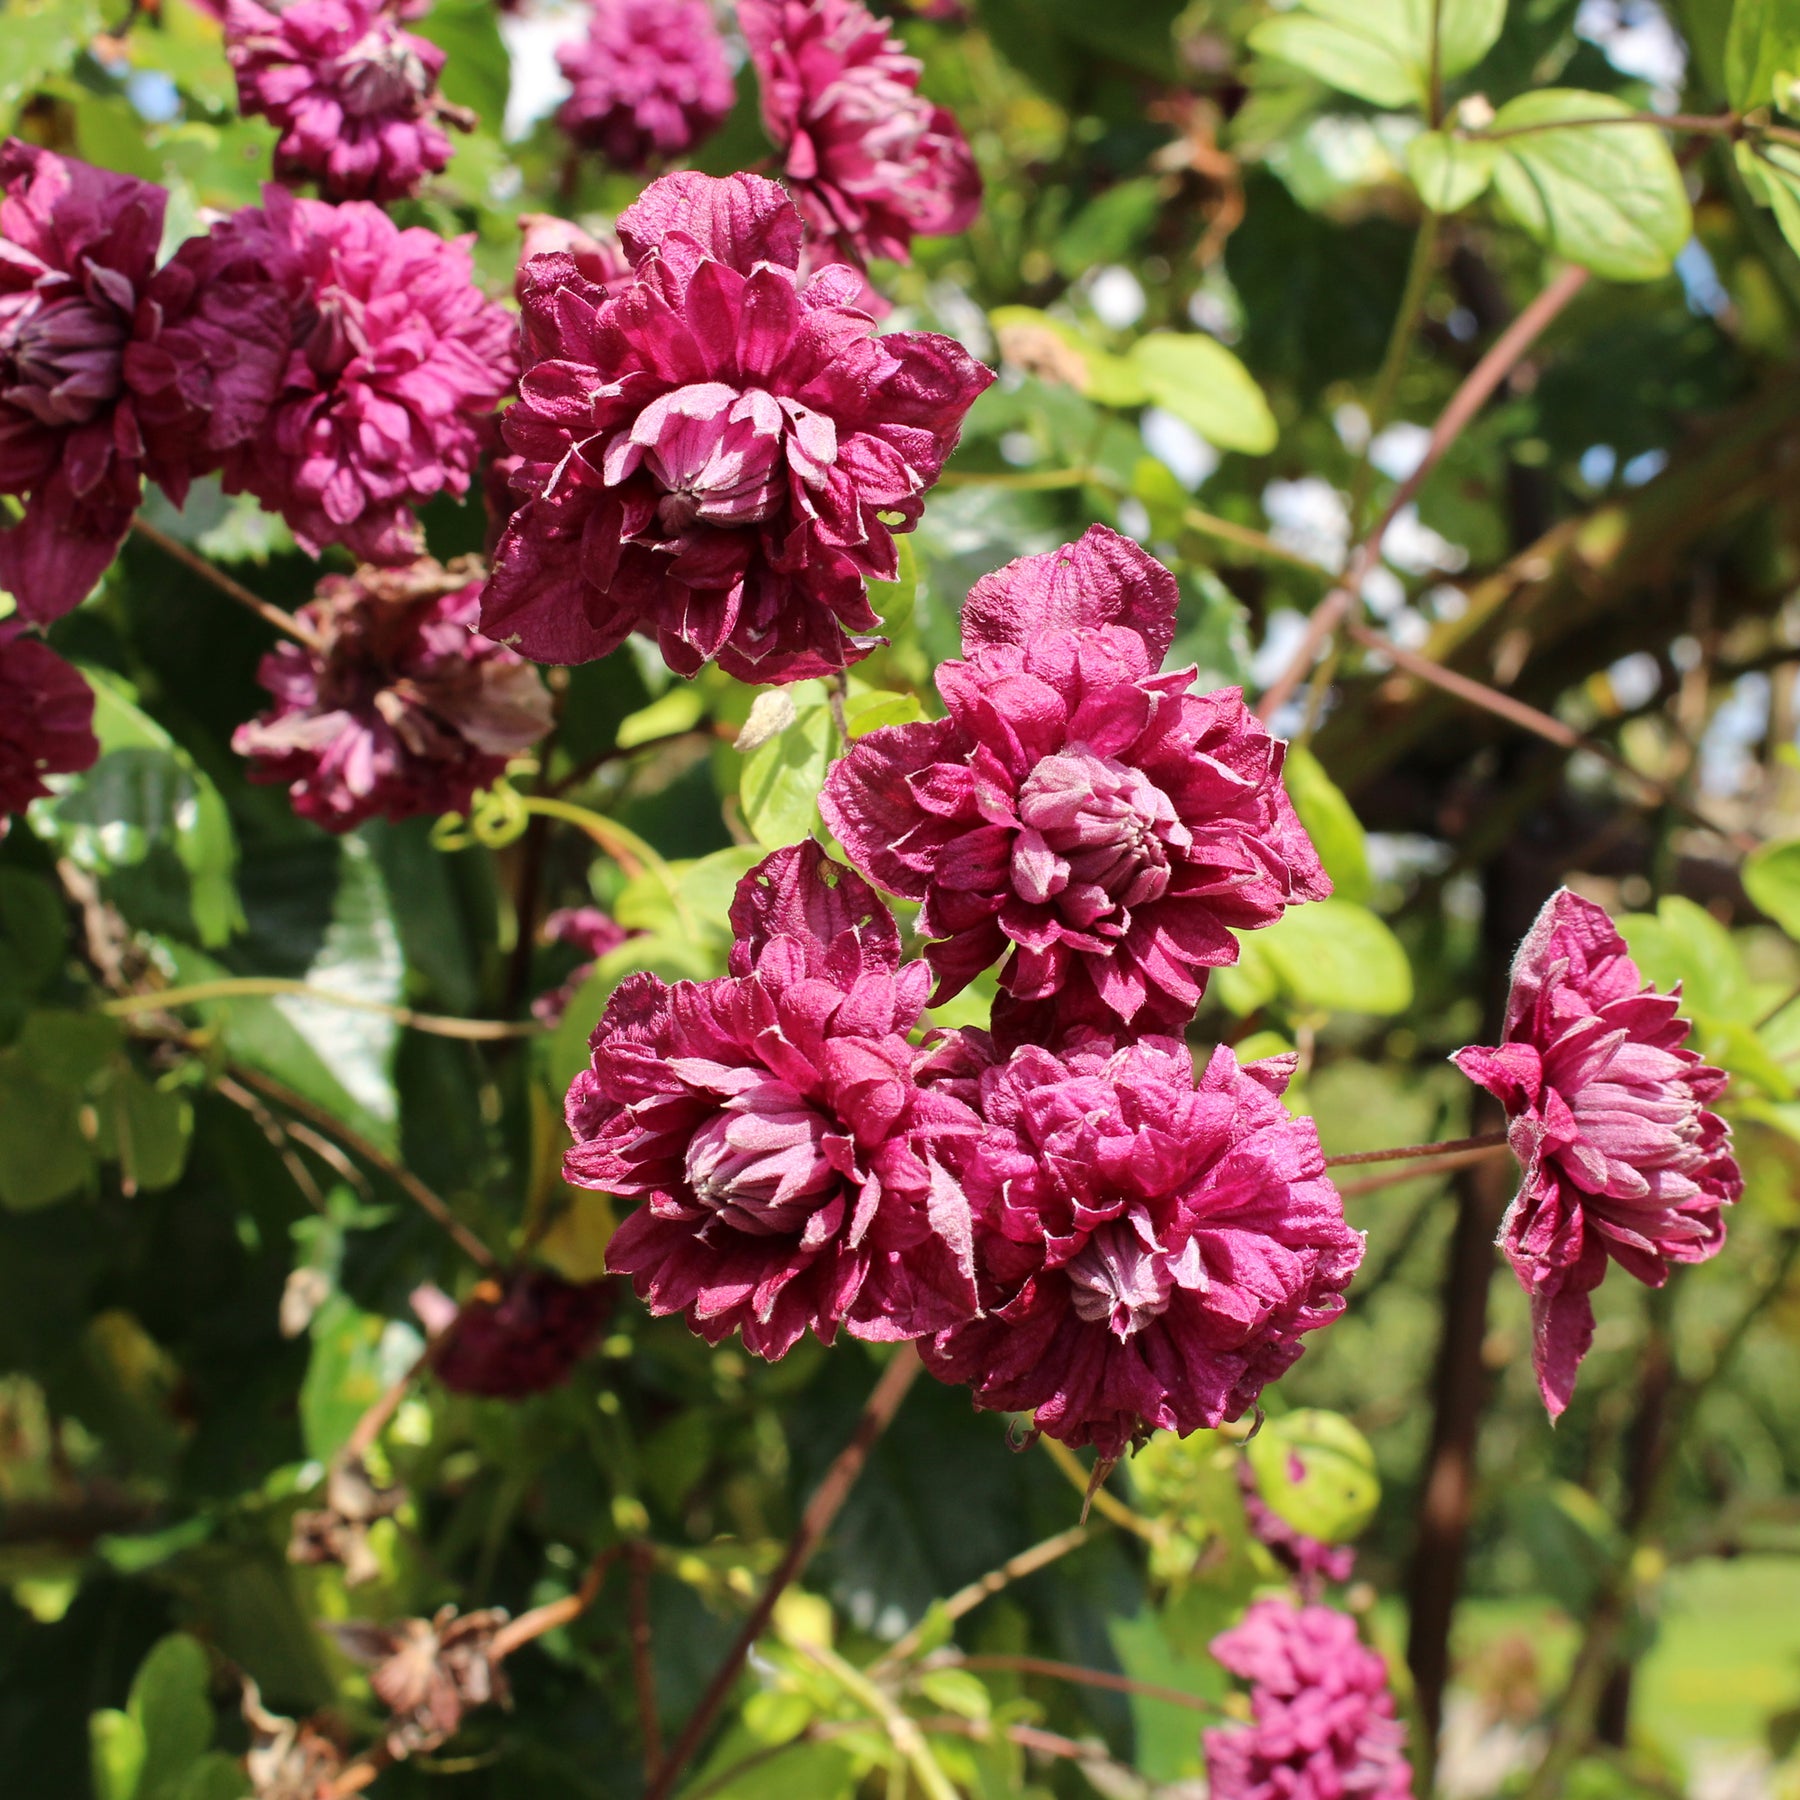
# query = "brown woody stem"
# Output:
<box><xmin>131</xmin><ymin>519</ymin><xmax>321</xmax><ymax>650</ymax></box>
<box><xmin>1324</xmin><ymin>1131</ymin><xmax>1509</xmax><ymax>1167</ymax></box>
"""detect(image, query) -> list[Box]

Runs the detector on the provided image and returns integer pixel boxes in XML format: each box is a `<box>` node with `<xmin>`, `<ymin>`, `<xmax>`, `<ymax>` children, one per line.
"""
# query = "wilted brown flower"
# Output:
<box><xmin>287</xmin><ymin>1455</ymin><xmax>403</xmax><ymax>1588</ymax></box>
<box><xmin>328</xmin><ymin>1605</ymin><xmax>511</xmax><ymax>1758</ymax></box>
<box><xmin>242</xmin><ymin>1683</ymin><xmax>345</xmax><ymax>1800</ymax></box>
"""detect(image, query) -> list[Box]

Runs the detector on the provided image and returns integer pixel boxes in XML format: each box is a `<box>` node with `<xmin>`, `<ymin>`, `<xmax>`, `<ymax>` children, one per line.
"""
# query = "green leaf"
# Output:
<box><xmin>97</xmin><ymin>1065</ymin><xmax>195</xmax><ymax>1195</ymax></box>
<box><xmin>1406</xmin><ymin>129</ymin><xmax>1497</xmax><ymax>212</ymax></box>
<box><xmin>173</xmin><ymin>1754</ymin><xmax>249</xmax><ymax>1800</ymax></box>
<box><xmin>300</xmin><ymin>1294</ymin><xmax>402</xmax><ymax>1463</ymax></box>
<box><xmin>1488</xmin><ymin>90</ymin><xmax>1692</xmax><ymax>283</ymax></box>
<box><xmin>916</xmin><ymin>1669</ymin><xmax>992</xmax><ymax>1721</ymax></box>
<box><xmin>1246</xmin><ymin>1409</ymin><xmax>1381</xmax><ymax>1544</ymax></box>
<box><xmin>1054</xmin><ymin>177</ymin><xmax>1165</xmax><ymax>277</ymax></box>
<box><xmin>1618</xmin><ymin>898</ymin><xmax>1754</xmax><ymax>1024</ymax></box>
<box><xmin>1128</xmin><ymin>332</ymin><xmax>1278</xmax><ymax>454</ymax></box>
<box><xmin>1726</xmin><ymin>0</ymin><xmax>1800</xmax><ymax>111</ymax></box>
<box><xmin>1745</xmin><ymin>836</ymin><xmax>1800</xmax><ymax>939</ymax></box>
<box><xmin>1252</xmin><ymin>899</ymin><xmax>1414</xmax><ymax>1016</ymax></box>
<box><xmin>0</xmin><ymin>1047</ymin><xmax>93</xmax><ymax>1209</ymax></box>
<box><xmin>989</xmin><ymin>306</ymin><xmax>1150</xmax><ymax>407</ymax></box>
<box><xmin>1282</xmin><ymin>748</ymin><xmax>1372</xmax><ymax>905</ymax></box>
<box><xmin>616</xmin><ymin>684</ymin><xmax>707</xmax><ymax>750</ymax></box>
<box><xmin>90</xmin><ymin>1709</ymin><xmax>146</xmax><ymax>1800</ymax></box>
<box><xmin>740</xmin><ymin>682</ymin><xmax>835</xmax><ymax>848</ymax></box>
<box><xmin>412</xmin><ymin>0</ymin><xmax>509</xmax><ymax>126</ymax></box>
<box><xmin>128</xmin><ymin>1634</ymin><xmax>214</xmax><ymax>1800</ymax></box>
<box><xmin>0</xmin><ymin>868</ymin><xmax>67</xmax><ymax>1005</ymax></box>
<box><xmin>1</xmin><ymin>0</ymin><xmax>102</xmax><ymax>129</ymax></box>
<box><xmin>1249</xmin><ymin>0</ymin><xmax>1504</xmax><ymax>110</ymax></box>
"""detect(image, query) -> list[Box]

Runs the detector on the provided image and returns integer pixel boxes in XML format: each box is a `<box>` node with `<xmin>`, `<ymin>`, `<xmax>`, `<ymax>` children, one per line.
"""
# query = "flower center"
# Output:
<box><xmin>1011</xmin><ymin>750</ymin><xmax>1191</xmax><ymax>928</ymax></box>
<box><xmin>610</xmin><ymin>382</ymin><xmax>839</xmax><ymax>536</ymax></box>
<box><xmin>1067</xmin><ymin>1222</ymin><xmax>1175</xmax><ymax>1339</ymax></box>
<box><xmin>683</xmin><ymin>1085</ymin><xmax>838</xmax><ymax>1237</ymax></box>
<box><xmin>0</xmin><ymin>287</ymin><xmax>129</xmax><ymax>428</ymax></box>
<box><xmin>332</xmin><ymin>27</ymin><xmax>433</xmax><ymax>119</ymax></box>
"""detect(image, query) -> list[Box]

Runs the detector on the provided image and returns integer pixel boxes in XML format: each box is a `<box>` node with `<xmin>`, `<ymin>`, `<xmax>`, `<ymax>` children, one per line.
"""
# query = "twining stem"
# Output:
<box><xmin>102</xmin><ymin>978</ymin><xmax>541</xmax><ymax>1040</ymax></box>
<box><xmin>1345</xmin><ymin>622</ymin><xmax>1759</xmax><ymax>851</ymax></box>
<box><xmin>131</xmin><ymin>519</ymin><xmax>322</xmax><ymax>651</ymax></box>
<box><xmin>1256</xmin><ymin>262</ymin><xmax>1591</xmax><ymax>723</ymax></box>
<box><xmin>871</xmin><ymin>1523</ymin><xmax>1094</xmax><ymax>1674</ymax></box>
<box><xmin>1324</xmin><ymin>1131</ymin><xmax>1508</xmax><ymax>1167</ymax></box>
<box><xmin>488</xmin><ymin>1545</ymin><xmax>624</xmax><ymax>1660</ymax></box>
<box><xmin>954</xmin><ymin>1653</ymin><xmax>1223</xmax><ymax>1715</ymax></box>
<box><xmin>1337</xmin><ymin>1145</ymin><xmax>1513</xmax><ymax>1198</ymax></box>
<box><xmin>794</xmin><ymin>1638</ymin><xmax>959</xmax><ymax>1800</ymax></box>
<box><xmin>1179</xmin><ymin>503</ymin><xmax>1330</xmax><ymax>575</ymax></box>
<box><xmin>227</xmin><ymin>1062</ymin><xmax>500</xmax><ymax>1272</ymax></box>
<box><xmin>642</xmin><ymin>1346</ymin><xmax>924</xmax><ymax>1800</ymax></box>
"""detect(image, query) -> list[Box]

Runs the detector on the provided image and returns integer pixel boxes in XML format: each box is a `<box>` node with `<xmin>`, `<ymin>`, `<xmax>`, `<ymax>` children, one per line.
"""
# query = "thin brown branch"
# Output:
<box><xmin>642</xmin><ymin>1346</ymin><xmax>924</xmax><ymax>1800</ymax></box>
<box><xmin>1470</xmin><ymin>110</ymin><xmax>1745</xmax><ymax>144</ymax></box>
<box><xmin>226</xmin><ymin>1064</ymin><xmax>500</xmax><ymax>1272</ymax></box>
<box><xmin>488</xmin><ymin>1545</ymin><xmax>624</xmax><ymax>1660</ymax></box>
<box><xmin>955</xmin><ymin>1653</ymin><xmax>1221</xmax><ymax>1715</ymax></box>
<box><xmin>131</xmin><ymin>519</ymin><xmax>321</xmax><ymax>650</ymax></box>
<box><xmin>1338</xmin><ymin>1144</ymin><xmax>1513</xmax><ymax>1198</ymax></box>
<box><xmin>1256</xmin><ymin>263</ymin><xmax>1591</xmax><ymax>723</ymax></box>
<box><xmin>343</xmin><ymin>1351</ymin><xmax>428</xmax><ymax>1463</ymax></box>
<box><xmin>1325</xmin><ymin>1131</ymin><xmax>1509</xmax><ymax>1167</ymax></box>
<box><xmin>628</xmin><ymin>1542</ymin><xmax>664</xmax><ymax>1779</ymax></box>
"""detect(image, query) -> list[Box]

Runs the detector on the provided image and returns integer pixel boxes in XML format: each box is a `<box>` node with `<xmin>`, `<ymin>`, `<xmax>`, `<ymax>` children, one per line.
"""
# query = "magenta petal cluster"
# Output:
<box><xmin>555</xmin><ymin>0</ymin><xmax>735</xmax><ymax>172</ymax></box>
<box><xmin>196</xmin><ymin>189</ymin><xmax>516</xmax><ymax>564</ymax></box>
<box><xmin>740</xmin><ymin>0</ymin><xmax>981</xmax><ymax>271</ymax></box>
<box><xmin>1452</xmin><ymin>889</ymin><xmax>1740</xmax><ymax>1418</ymax></box>
<box><xmin>919</xmin><ymin>1035</ymin><xmax>1362</xmax><ymax>1458</ymax></box>
<box><xmin>482</xmin><ymin>171</ymin><xmax>992</xmax><ymax>683</ymax></box>
<box><xmin>565</xmin><ymin>842</ymin><xmax>979</xmax><ymax>1359</ymax></box>
<box><xmin>429</xmin><ymin>1268</ymin><xmax>615</xmax><ymax>1398</ymax></box>
<box><xmin>532</xmin><ymin>905</ymin><xmax>635</xmax><ymax>1027</ymax></box>
<box><xmin>0</xmin><ymin>623</ymin><xmax>98</xmax><ymax>834</ymax></box>
<box><xmin>822</xmin><ymin>526</ymin><xmax>1330</xmax><ymax>1032</ymax></box>
<box><xmin>1203</xmin><ymin>1599</ymin><xmax>1413</xmax><ymax>1800</ymax></box>
<box><xmin>234</xmin><ymin>560</ymin><xmax>554</xmax><ymax>832</ymax></box>
<box><xmin>1238</xmin><ymin>1460</ymin><xmax>1356</xmax><ymax>1593</ymax></box>
<box><xmin>225</xmin><ymin>0</ymin><xmax>462</xmax><ymax>202</ymax></box>
<box><xmin>0</xmin><ymin>143</ymin><xmax>165</xmax><ymax>621</ymax></box>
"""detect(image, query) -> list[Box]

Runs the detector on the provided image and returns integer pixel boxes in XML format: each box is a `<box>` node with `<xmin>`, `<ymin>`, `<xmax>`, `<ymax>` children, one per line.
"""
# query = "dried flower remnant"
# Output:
<box><xmin>243</xmin><ymin>1683</ymin><xmax>346</xmax><ymax>1800</ymax></box>
<box><xmin>234</xmin><ymin>558</ymin><xmax>552</xmax><ymax>831</ymax></box>
<box><xmin>1203</xmin><ymin>1598</ymin><xmax>1413</xmax><ymax>1800</ymax></box>
<box><xmin>429</xmin><ymin>1266</ymin><xmax>615</xmax><ymax>1397</ymax></box>
<box><xmin>225</xmin><ymin>0</ymin><xmax>473</xmax><ymax>202</ymax></box>
<box><xmin>329</xmin><ymin>1606</ymin><xmax>511</xmax><ymax>1759</ymax></box>
<box><xmin>823</xmin><ymin>526</ymin><xmax>1329</xmax><ymax>1034</ymax></box>
<box><xmin>0</xmin><ymin>623</ymin><xmax>98</xmax><ymax>833</ymax></box>
<box><xmin>555</xmin><ymin>0</ymin><xmax>735</xmax><ymax>172</ymax></box>
<box><xmin>1452</xmin><ymin>888</ymin><xmax>1741</xmax><ymax>1417</ymax></box>
<box><xmin>483</xmin><ymin>170</ymin><xmax>992</xmax><ymax>683</ymax></box>
<box><xmin>920</xmin><ymin>1035</ymin><xmax>1362</xmax><ymax>1459</ymax></box>
<box><xmin>739</xmin><ymin>0</ymin><xmax>980</xmax><ymax>273</ymax></box>
<box><xmin>288</xmin><ymin>1454</ymin><xmax>404</xmax><ymax>1587</ymax></box>
<box><xmin>566</xmin><ymin>842</ymin><xmax>980</xmax><ymax>1358</ymax></box>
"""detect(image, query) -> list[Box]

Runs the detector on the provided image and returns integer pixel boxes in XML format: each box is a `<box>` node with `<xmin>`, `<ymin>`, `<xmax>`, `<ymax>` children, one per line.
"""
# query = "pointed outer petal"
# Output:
<box><xmin>959</xmin><ymin>524</ymin><xmax>1180</xmax><ymax>663</ymax></box>
<box><xmin>1451</xmin><ymin>1040</ymin><xmax>1544</xmax><ymax>1115</ymax></box>
<box><xmin>869</xmin><ymin>330</ymin><xmax>996</xmax><ymax>442</ymax></box>
<box><xmin>820</xmin><ymin>719</ymin><xmax>970</xmax><ymax>896</ymax></box>
<box><xmin>727</xmin><ymin>841</ymin><xmax>900</xmax><ymax>978</ymax></box>
<box><xmin>1532</xmin><ymin>1286</ymin><xmax>1596</xmax><ymax>1419</ymax></box>
<box><xmin>924</xmin><ymin>916</ymin><xmax>1009</xmax><ymax>1010</ymax></box>
<box><xmin>1502</xmin><ymin>887</ymin><xmax>1640</xmax><ymax>1041</ymax></box>
<box><xmin>617</xmin><ymin>171</ymin><xmax>803</xmax><ymax>275</ymax></box>
<box><xmin>736</xmin><ymin>262</ymin><xmax>803</xmax><ymax>382</ymax></box>
<box><xmin>478</xmin><ymin>511</ymin><xmax>632</xmax><ymax>665</ymax></box>
<box><xmin>0</xmin><ymin>483</ymin><xmax>135</xmax><ymax>624</ymax></box>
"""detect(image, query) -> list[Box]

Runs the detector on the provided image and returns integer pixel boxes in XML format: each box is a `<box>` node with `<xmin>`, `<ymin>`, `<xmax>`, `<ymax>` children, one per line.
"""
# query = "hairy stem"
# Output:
<box><xmin>103</xmin><ymin>978</ymin><xmax>540</xmax><ymax>1040</ymax></box>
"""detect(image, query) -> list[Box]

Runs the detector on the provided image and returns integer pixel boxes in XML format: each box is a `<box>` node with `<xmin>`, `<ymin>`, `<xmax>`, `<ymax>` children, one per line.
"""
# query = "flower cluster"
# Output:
<box><xmin>482</xmin><ymin>169</ymin><xmax>991</xmax><ymax>684</ymax></box>
<box><xmin>740</xmin><ymin>0</ymin><xmax>981</xmax><ymax>276</ymax></box>
<box><xmin>0</xmin><ymin>621</ymin><xmax>97</xmax><ymax>834</ymax></box>
<box><xmin>233</xmin><ymin>558</ymin><xmax>553</xmax><ymax>831</ymax></box>
<box><xmin>1203</xmin><ymin>1599</ymin><xmax>1413</xmax><ymax>1800</ymax></box>
<box><xmin>225</xmin><ymin>0</ymin><xmax>471</xmax><ymax>202</ymax></box>
<box><xmin>556</xmin><ymin>0</ymin><xmax>735</xmax><ymax>172</ymax></box>
<box><xmin>428</xmin><ymin>1268</ymin><xmax>616</xmax><ymax>1398</ymax></box>
<box><xmin>1452</xmin><ymin>888</ymin><xmax>1740</xmax><ymax>1417</ymax></box>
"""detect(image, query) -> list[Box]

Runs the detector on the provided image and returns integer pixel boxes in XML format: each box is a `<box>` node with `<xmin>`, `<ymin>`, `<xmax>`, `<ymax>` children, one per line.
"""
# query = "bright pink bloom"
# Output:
<box><xmin>1452</xmin><ymin>889</ymin><xmax>1740</xmax><ymax>1418</ymax></box>
<box><xmin>514</xmin><ymin>214</ymin><xmax>633</xmax><ymax>304</ymax></box>
<box><xmin>482</xmin><ymin>171</ymin><xmax>991</xmax><ymax>683</ymax></box>
<box><xmin>821</xmin><ymin>527</ymin><xmax>1329</xmax><ymax>1034</ymax></box>
<box><xmin>1204</xmin><ymin>1599</ymin><xmax>1413</xmax><ymax>1800</ymax></box>
<box><xmin>555</xmin><ymin>0</ymin><xmax>735</xmax><ymax>171</ymax></box>
<box><xmin>0</xmin><ymin>623</ymin><xmax>97</xmax><ymax>833</ymax></box>
<box><xmin>919</xmin><ymin>1034</ymin><xmax>1362</xmax><ymax>1459</ymax></box>
<box><xmin>430</xmin><ymin>1268</ymin><xmax>614</xmax><ymax>1397</ymax></box>
<box><xmin>739</xmin><ymin>0</ymin><xmax>980</xmax><ymax>271</ymax></box>
<box><xmin>533</xmin><ymin>905</ymin><xmax>634</xmax><ymax>1027</ymax></box>
<box><xmin>225</xmin><ymin>0</ymin><xmax>469</xmax><ymax>202</ymax></box>
<box><xmin>199</xmin><ymin>189</ymin><xmax>517</xmax><ymax>564</ymax></box>
<box><xmin>1238</xmin><ymin>1461</ymin><xmax>1355</xmax><ymax>1594</ymax></box>
<box><xmin>234</xmin><ymin>559</ymin><xmax>553</xmax><ymax>831</ymax></box>
<box><xmin>0</xmin><ymin>144</ymin><xmax>164</xmax><ymax>620</ymax></box>
<box><xmin>566</xmin><ymin>842</ymin><xmax>979</xmax><ymax>1359</ymax></box>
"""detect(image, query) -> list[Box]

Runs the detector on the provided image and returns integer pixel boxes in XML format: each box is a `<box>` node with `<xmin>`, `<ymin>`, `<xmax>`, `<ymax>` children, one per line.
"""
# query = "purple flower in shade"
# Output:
<box><xmin>918</xmin><ymin>1034</ymin><xmax>1362</xmax><ymax>1459</ymax></box>
<box><xmin>555</xmin><ymin>0</ymin><xmax>735</xmax><ymax>172</ymax></box>
<box><xmin>564</xmin><ymin>841</ymin><xmax>980</xmax><ymax>1359</ymax></box>
<box><xmin>224</xmin><ymin>0</ymin><xmax>473</xmax><ymax>203</ymax></box>
<box><xmin>1203</xmin><ymin>1599</ymin><xmax>1413</xmax><ymax>1800</ymax></box>
<box><xmin>739</xmin><ymin>0</ymin><xmax>980</xmax><ymax>274</ymax></box>
<box><xmin>532</xmin><ymin>905</ymin><xmax>635</xmax><ymax>1027</ymax></box>
<box><xmin>197</xmin><ymin>188</ymin><xmax>517</xmax><ymax>564</ymax></box>
<box><xmin>1237</xmin><ymin>1460</ymin><xmax>1356</xmax><ymax>1595</ymax></box>
<box><xmin>429</xmin><ymin>1268</ymin><xmax>615</xmax><ymax>1397</ymax></box>
<box><xmin>1452</xmin><ymin>889</ymin><xmax>1741</xmax><ymax>1419</ymax></box>
<box><xmin>0</xmin><ymin>623</ymin><xmax>98</xmax><ymax>834</ymax></box>
<box><xmin>820</xmin><ymin>526</ymin><xmax>1330</xmax><ymax>1036</ymax></box>
<box><xmin>0</xmin><ymin>144</ymin><xmax>166</xmax><ymax>621</ymax></box>
<box><xmin>233</xmin><ymin>558</ymin><xmax>554</xmax><ymax>832</ymax></box>
<box><xmin>481</xmin><ymin>170</ymin><xmax>992</xmax><ymax>684</ymax></box>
